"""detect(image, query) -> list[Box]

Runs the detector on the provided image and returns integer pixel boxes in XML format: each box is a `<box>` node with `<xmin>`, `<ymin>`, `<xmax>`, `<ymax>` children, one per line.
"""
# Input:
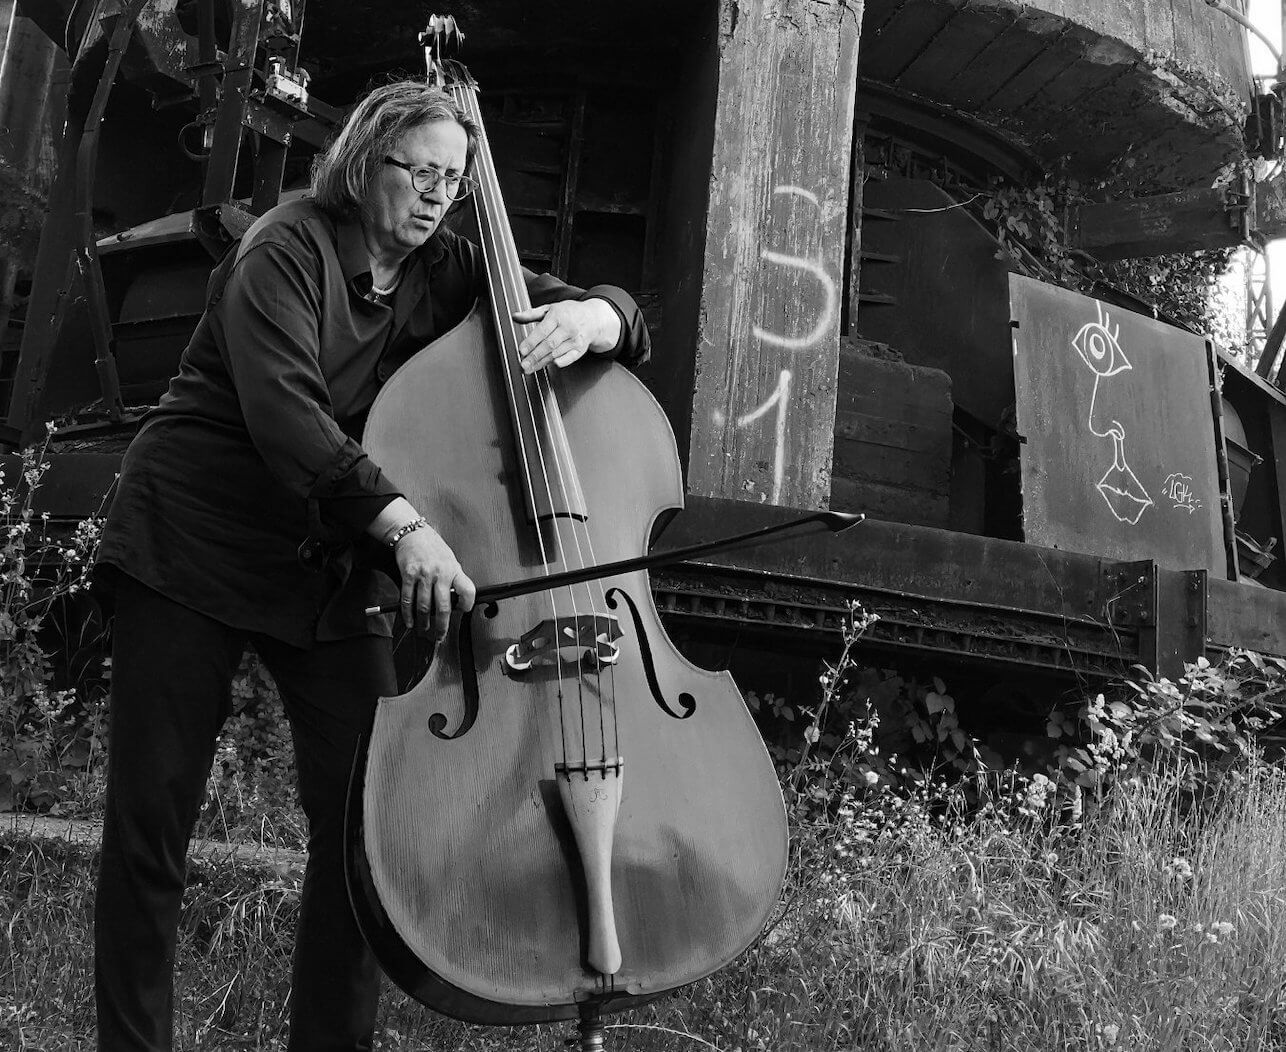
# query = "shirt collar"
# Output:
<box><xmin>337</xmin><ymin>213</ymin><xmax>373</xmax><ymax>292</ymax></box>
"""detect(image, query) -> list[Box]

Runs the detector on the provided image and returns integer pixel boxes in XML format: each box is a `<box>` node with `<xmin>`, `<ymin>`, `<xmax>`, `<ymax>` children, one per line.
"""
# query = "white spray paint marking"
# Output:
<box><xmin>713</xmin><ymin>370</ymin><xmax>793</xmax><ymax>504</ymax></box>
<box><xmin>750</xmin><ymin>186</ymin><xmax>837</xmax><ymax>351</ymax></box>
<box><xmin>774</xmin><ymin>184</ymin><xmax>819</xmax><ymax>207</ymax></box>
<box><xmin>1072</xmin><ymin>301</ymin><xmax>1153</xmax><ymax>526</ymax></box>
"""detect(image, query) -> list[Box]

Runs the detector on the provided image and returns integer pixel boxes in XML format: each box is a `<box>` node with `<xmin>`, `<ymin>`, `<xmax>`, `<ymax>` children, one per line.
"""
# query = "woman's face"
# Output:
<box><xmin>363</xmin><ymin>118</ymin><xmax>469</xmax><ymax>262</ymax></box>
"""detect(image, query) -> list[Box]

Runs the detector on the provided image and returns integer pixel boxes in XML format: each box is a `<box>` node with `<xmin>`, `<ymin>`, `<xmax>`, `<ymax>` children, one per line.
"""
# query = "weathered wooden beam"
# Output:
<box><xmin>1067</xmin><ymin>186</ymin><xmax>1248</xmax><ymax>260</ymax></box>
<box><xmin>1066</xmin><ymin>173</ymin><xmax>1286</xmax><ymax>262</ymax></box>
<box><xmin>686</xmin><ymin>0</ymin><xmax>862</xmax><ymax>510</ymax></box>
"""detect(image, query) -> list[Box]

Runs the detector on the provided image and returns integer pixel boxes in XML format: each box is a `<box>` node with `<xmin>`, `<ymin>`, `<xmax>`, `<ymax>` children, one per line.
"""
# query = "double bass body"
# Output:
<box><xmin>351</xmin><ymin>303</ymin><xmax>788</xmax><ymax>1023</ymax></box>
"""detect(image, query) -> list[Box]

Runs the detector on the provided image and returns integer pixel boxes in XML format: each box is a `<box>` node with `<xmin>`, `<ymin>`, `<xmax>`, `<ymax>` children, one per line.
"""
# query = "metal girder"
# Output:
<box><xmin>201</xmin><ymin>0</ymin><xmax>263</xmax><ymax>207</ymax></box>
<box><xmin>653</xmin><ymin>565</ymin><xmax>1134</xmax><ymax>678</ymax></box>
<box><xmin>649</xmin><ymin>497</ymin><xmax>1284</xmax><ymax>679</ymax></box>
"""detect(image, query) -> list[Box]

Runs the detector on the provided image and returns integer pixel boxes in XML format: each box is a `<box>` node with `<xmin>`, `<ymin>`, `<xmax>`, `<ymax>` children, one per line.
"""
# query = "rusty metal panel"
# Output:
<box><xmin>1208</xmin><ymin>577</ymin><xmax>1286</xmax><ymax>657</ymax></box>
<box><xmin>1009</xmin><ymin>274</ymin><xmax>1228</xmax><ymax>576</ymax></box>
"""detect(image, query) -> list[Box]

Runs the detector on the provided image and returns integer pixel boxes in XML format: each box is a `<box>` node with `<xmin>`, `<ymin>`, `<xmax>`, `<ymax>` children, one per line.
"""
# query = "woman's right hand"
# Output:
<box><xmin>391</xmin><ymin>522</ymin><xmax>476</xmax><ymax>639</ymax></box>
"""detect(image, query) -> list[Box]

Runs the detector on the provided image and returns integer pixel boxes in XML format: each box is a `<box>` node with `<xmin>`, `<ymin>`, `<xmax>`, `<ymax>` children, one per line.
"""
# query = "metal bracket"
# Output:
<box><xmin>1102</xmin><ymin>560</ymin><xmax>1207</xmax><ymax>678</ymax></box>
<box><xmin>242</xmin><ymin>92</ymin><xmax>296</xmax><ymax>145</ymax></box>
<box><xmin>1223</xmin><ymin>172</ymin><xmax>1252</xmax><ymax>242</ymax></box>
<box><xmin>1102</xmin><ymin>560</ymin><xmax>1155</xmax><ymax>628</ymax></box>
<box><xmin>1246</xmin><ymin>86</ymin><xmax>1285</xmax><ymax>161</ymax></box>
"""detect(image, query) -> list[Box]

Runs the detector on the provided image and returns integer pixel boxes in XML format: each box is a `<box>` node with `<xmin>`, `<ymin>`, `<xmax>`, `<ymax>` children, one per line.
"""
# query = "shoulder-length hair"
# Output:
<box><xmin>310</xmin><ymin>81</ymin><xmax>480</xmax><ymax>218</ymax></box>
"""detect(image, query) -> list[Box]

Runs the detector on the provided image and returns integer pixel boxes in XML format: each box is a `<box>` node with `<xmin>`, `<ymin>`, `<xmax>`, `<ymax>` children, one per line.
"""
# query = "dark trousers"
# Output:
<box><xmin>94</xmin><ymin>573</ymin><xmax>396</xmax><ymax>1051</ymax></box>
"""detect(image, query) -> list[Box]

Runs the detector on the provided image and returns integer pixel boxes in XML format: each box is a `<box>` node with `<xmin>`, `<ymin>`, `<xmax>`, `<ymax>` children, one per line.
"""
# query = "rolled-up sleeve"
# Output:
<box><xmin>583</xmin><ymin>283</ymin><xmax>651</xmax><ymax>367</ymax></box>
<box><xmin>522</xmin><ymin>269</ymin><xmax>651</xmax><ymax>368</ymax></box>
<box><xmin>212</xmin><ymin>241</ymin><xmax>401</xmax><ymax>536</ymax></box>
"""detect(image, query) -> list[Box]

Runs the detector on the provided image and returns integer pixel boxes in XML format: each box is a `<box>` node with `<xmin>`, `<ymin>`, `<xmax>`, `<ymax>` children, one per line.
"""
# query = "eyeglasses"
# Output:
<box><xmin>384</xmin><ymin>156</ymin><xmax>477</xmax><ymax>200</ymax></box>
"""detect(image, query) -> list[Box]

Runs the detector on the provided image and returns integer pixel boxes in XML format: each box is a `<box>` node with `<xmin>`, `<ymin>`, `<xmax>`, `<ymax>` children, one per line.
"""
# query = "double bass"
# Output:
<box><xmin>345</xmin><ymin>18</ymin><xmax>850</xmax><ymax>1049</ymax></box>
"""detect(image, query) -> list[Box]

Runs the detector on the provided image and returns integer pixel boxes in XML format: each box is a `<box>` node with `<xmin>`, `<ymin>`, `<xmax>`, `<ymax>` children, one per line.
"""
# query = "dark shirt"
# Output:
<box><xmin>95</xmin><ymin>198</ymin><xmax>650</xmax><ymax>648</ymax></box>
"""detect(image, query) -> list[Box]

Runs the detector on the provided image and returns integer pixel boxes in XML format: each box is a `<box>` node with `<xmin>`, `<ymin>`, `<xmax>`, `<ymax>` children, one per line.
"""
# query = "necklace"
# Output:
<box><xmin>368</xmin><ymin>262</ymin><xmax>404</xmax><ymax>305</ymax></box>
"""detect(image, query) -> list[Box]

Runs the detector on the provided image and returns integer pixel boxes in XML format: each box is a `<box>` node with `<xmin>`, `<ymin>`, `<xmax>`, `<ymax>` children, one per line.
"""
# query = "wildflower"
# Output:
<box><xmin>1157</xmin><ymin>914</ymin><xmax>1178</xmax><ymax>930</ymax></box>
<box><xmin>1021</xmin><ymin>772</ymin><xmax>1052</xmax><ymax>814</ymax></box>
<box><xmin>1210</xmin><ymin>921</ymin><xmax>1235</xmax><ymax>938</ymax></box>
<box><xmin>863</xmin><ymin>770</ymin><xmax>879</xmax><ymax>786</ymax></box>
<box><xmin>1164</xmin><ymin>856</ymin><xmax>1193</xmax><ymax>881</ymax></box>
<box><xmin>1101</xmin><ymin>1023</ymin><xmax>1120</xmax><ymax>1044</ymax></box>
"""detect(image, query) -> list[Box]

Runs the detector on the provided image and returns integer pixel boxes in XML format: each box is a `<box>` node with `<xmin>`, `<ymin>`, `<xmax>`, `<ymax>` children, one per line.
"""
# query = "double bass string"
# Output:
<box><xmin>537</xmin><ymin>412</ymin><xmax>621</xmax><ymax>767</ymax></box>
<box><xmin>488</xmin><ymin>165</ymin><xmax>619</xmax><ymax>771</ymax></box>
<box><xmin>528</xmin><ymin>371</ymin><xmax>620</xmax><ymax>771</ymax></box>
<box><xmin>451</xmin><ymin>83</ymin><xmax>574</xmax><ymax>758</ymax></box>
<box><xmin>456</xmin><ymin>82</ymin><xmax>620</xmax><ymax>774</ymax></box>
<box><xmin>453</xmin><ymin>81</ymin><xmax>617</xmax><ymax>772</ymax></box>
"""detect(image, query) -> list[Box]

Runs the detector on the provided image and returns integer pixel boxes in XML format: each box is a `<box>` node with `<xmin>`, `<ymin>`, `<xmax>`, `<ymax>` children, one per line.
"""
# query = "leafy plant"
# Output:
<box><xmin>984</xmin><ymin>181</ymin><xmax>1083</xmax><ymax>288</ymax></box>
<box><xmin>976</xmin><ymin>176</ymin><xmax>1240</xmax><ymax>350</ymax></box>
<box><xmin>0</xmin><ymin>435</ymin><xmax>307</xmax><ymax>842</ymax></box>
<box><xmin>0</xmin><ymin>435</ymin><xmax>109</xmax><ymax>814</ymax></box>
<box><xmin>1048</xmin><ymin>651</ymin><xmax>1286</xmax><ymax>796</ymax></box>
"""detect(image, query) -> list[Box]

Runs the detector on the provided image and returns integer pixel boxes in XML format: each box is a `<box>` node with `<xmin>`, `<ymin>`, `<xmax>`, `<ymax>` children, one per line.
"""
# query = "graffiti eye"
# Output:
<box><xmin>1072</xmin><ymin>320</ymin><xmax>1131</xmax><ymax>378</ymax></box>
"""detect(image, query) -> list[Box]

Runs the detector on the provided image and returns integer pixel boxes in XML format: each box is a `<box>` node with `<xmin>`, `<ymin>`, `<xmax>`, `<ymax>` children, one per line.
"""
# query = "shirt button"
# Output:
<box><xmin>376</xmin><ymin>365</ymin><xmax>389</xmax><ymax>381</ymax></box>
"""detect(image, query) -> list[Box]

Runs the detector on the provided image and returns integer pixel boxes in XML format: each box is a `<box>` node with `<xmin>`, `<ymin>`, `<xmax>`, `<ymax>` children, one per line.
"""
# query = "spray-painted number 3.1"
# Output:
<box><xmin>715</xmin><ymin>186</ymin><xmax>836</xmax><ymax>503</ymax></box>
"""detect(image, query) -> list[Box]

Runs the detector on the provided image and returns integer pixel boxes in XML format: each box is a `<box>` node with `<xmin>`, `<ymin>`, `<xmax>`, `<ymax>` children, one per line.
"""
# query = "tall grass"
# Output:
<box><xmin>4</xmin><ymin>746</ymin><xmax>1286</xmax><ymax>1050</ymax></box>
<box><xmin>728</xmin><ymin>753</ymin><xmax>1286</xmax><ymax>1052</ymax></box>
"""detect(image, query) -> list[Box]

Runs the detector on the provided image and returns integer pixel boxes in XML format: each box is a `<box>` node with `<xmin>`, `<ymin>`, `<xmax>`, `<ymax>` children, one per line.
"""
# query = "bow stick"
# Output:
<box><xmin>364</xmin><ymin>509</ymin><xmax>865</xmax><ymax>616</ymax></box>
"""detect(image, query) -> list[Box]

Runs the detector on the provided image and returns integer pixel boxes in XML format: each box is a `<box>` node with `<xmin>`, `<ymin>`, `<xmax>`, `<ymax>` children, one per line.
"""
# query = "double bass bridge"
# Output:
<box><xmin>505</xmin><ymin>613</ymin><xmax>622</xmax><ymax>673</ymax></box>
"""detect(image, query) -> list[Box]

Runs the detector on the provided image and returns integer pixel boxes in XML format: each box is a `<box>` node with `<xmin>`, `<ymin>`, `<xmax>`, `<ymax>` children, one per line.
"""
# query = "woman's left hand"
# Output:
<box><xmin>513</xmin><ymin>299</ymin><xmax>621</xmax><ymax>373</ymax></box>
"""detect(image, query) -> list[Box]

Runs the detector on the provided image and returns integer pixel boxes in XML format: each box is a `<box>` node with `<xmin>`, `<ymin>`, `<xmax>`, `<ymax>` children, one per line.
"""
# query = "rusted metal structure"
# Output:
<box><xmin>6</xmin><ymin>0</ymin><xmax>1286</xmax><ymax>714</ymax></box>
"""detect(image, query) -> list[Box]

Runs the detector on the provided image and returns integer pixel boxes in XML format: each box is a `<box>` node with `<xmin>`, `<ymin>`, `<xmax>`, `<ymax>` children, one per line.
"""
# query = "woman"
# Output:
<box><xmin>92</xmin><ymin>80</ymin><xmax>650</xmax><ymax>1052</ymax></box>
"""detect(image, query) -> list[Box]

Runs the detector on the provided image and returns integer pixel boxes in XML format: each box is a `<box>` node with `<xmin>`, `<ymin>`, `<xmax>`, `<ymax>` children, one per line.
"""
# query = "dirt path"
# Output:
<box><xmin>1</xmin><ymin>811</ymin><xmax>307</xmax><ymax>870</ymax></box>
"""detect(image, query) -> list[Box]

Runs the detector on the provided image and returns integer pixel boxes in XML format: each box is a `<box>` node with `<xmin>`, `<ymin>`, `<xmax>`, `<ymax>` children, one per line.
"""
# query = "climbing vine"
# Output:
<box><xmin>979</xmin><ymin>176</ymin><xmax>1243</xmax><ymax>354</ymax></box>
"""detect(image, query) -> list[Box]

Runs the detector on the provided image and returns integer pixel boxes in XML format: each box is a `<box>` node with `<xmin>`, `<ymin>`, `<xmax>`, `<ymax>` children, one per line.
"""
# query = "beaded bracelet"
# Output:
<box><xmin>385</xmin><ymin>517</ymin><xmax>429</xmax><ymax>548</ymax></box>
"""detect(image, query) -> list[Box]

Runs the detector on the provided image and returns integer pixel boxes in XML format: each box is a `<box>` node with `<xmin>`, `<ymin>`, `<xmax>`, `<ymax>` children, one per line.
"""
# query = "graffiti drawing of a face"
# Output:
<box><xmin>1071</xmin><ymin>301</ymin><xmax>1153</xmax><ymax>526</ymax></box>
